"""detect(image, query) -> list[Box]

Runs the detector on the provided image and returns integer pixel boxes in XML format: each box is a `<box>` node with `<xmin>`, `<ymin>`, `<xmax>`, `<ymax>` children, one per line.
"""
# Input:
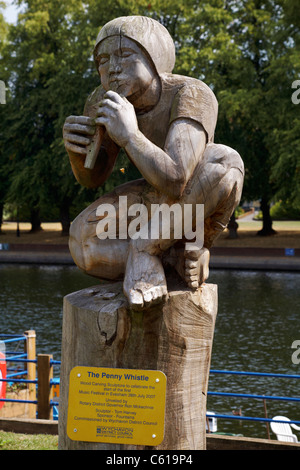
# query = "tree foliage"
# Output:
<box><xmin>0</xmin><ymin>0</ymin><xmax>299</xmax><ymax>234</ymax></box>
<box><xmin>173</xmin><ymin>0</ymin><xmax>300</xmax><ymax>234</ymax></box>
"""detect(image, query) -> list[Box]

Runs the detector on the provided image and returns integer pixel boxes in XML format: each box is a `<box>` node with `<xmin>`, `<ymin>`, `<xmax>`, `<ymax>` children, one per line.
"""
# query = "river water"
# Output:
<box><xmin>0</xmin><ymin>263</ymin><xmax>299</xmax><ymax>439</ymax></box>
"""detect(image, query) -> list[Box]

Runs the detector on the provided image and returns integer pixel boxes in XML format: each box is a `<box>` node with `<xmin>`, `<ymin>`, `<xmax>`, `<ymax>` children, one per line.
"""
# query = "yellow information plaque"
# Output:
<box><xmin>67</xmin><ymin>366</ymin><xmax>167</xmax><ymax>445</ymax></box>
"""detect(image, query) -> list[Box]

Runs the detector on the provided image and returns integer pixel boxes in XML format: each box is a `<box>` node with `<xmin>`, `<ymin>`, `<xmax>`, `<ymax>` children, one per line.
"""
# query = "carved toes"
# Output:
<box><xmin>126</xmin><ymin>285</ymin><xmax>168</xmax><ymax>311</ymax></box>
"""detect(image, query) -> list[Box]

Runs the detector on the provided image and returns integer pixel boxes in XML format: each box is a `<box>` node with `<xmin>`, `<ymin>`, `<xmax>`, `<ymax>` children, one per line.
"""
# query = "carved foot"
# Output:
<box><xmin>123</xmin><ymin>245</ymin><xmax>168</xmax><ymax>310</ymax></box>
<box><xmin>184</xmin><ymin>246</ymin><xmax>210</xmax><ymax>289</ymax></box>
<box><xmin>165</xmin><ymin>245</ymin><xmax>210</xmax><ymax>290</ymax></box>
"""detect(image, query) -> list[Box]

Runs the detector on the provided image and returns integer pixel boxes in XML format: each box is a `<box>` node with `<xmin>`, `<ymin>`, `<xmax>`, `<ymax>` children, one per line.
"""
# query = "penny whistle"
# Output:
<box><xmin>84</xmin><ymin>124</ymin><xmax>105</xmax><ymax>169</ymax></box>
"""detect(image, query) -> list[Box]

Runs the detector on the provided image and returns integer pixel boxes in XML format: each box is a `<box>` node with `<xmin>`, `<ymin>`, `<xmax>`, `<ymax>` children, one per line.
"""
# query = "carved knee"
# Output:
<box><xmin>69</xmin><ymin>213</ymin><xmax>88</xmax><ymax>272</ymax></box>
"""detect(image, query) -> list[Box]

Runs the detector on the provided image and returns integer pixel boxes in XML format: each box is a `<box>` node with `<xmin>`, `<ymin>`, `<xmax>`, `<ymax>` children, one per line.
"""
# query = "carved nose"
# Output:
<box><xmin>109</xmin><ymin>57</ymin><xmax>122</xmax><ymax>74</ymax></box>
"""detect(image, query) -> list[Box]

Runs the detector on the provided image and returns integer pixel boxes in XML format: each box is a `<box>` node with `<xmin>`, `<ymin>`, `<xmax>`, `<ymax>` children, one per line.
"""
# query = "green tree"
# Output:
<box><xmin>0</xmin><ymin>1</ymin><xmax>97</xmax><ymax>232</ymax></box>
<box><xmin>0</xmin><ymin>0</ymin><xmax>156</xmax><ymax>233</ymax></box>
<box><xmin>1</xmin><ymin>0</ymin><xmax>299</xmax><ymax>237</ymax></box>
<box><xmin>170</xmin><ymin>0</ymin><xmax>299</xmax><ymax>234</ymax></box>
<box><xmin>0</xmin><ymin>2</ymin><xmax>7</xmax><ymax>48</ymax></box>
<box><xmin>0</xmin><ymin>1</ymin><xmax>9</xmax><ymax>233</ymax></box>
<box><xmin>267</xmin><ymin>0</ymin><xmax>300</xmax><ymax>214</ymax></box>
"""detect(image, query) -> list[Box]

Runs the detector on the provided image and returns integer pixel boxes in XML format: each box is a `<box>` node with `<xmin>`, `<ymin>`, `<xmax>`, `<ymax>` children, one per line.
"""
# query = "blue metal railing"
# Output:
<box><xmin>208</xmin><ymin>391</ymin><xmax>300</xmax><ymax>402</ymax></box>
<box><xmin>1</xmin><ymin>334</ymin><xmax>300</xmax><ymax>430</ymax></box>
<box><xmin>206</xmin><ymin>413</ymin><xmax>300</xmax><ymax>426</ymax></box>
<box><xmin>0</xmin><ymin>335</ymin><xmax>60</xmax><ymax>418</ymax></box>
<box><xmin>0</xmin><ymin>335</ymin><xmax>38</xmax><ymax>406</ymax></box>
<box><xmin>1</xmin><ymin>335</ymin><xmax>28</xmax><ymax>381</ymax></box>
<box><xmin>210</xmin><ymin>369</ymin><xmax>300</xmax><ymax>379</ymax></box>
<box><xmin>0</xmin><ymin>336</ymin><xmax>27</xmax><ymax>344</ymax></box>
<box><xmin>207</xmin><ymin>369</ymin><xmax>300</xmax><ymax>427</ymax></box>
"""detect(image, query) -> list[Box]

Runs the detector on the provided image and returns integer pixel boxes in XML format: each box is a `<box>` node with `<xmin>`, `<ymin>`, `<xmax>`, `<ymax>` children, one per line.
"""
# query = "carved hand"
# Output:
<box><xmin>95</xmin><ymin>91</ymin><xmax>139</xmax><ymax>148</ymax></box>
<box><xmin>63</xmin><ymin>115</ymin><xmax>96</xmax><ymax>156</ymax></box>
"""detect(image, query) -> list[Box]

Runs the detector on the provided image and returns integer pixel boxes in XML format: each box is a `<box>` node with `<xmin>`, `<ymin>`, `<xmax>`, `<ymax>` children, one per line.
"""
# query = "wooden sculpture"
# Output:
<box><xmin>63</xmin><ymin>16</ymin><xmax>244</xmax><ymax>311</ymax></box>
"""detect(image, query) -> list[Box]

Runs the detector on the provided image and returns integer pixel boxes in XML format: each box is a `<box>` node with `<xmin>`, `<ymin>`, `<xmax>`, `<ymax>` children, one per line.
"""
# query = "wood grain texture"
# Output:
<box><xmin>63</xmin><ymin>16</ymin><xmax>244</xmax><ymax>311</ymax></box>
<box><xmin>58</xmin><ymin>281</ymin><xmax>217</xmax><ymax>450</ymax></box>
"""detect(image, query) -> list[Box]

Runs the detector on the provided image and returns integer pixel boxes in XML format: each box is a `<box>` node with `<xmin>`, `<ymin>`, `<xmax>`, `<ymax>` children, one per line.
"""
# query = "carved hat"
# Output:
<box><xmin>94</xmin><ymin>16</ymin><xmax>176</xmax><ymax>74</ymax></box>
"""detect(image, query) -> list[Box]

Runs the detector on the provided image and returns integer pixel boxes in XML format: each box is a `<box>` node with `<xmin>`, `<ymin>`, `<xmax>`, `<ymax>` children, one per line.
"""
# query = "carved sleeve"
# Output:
<box><xmin>170</xmin><ymin>82</ymin><xmax>218</xmax><ymax>144</ymax></box>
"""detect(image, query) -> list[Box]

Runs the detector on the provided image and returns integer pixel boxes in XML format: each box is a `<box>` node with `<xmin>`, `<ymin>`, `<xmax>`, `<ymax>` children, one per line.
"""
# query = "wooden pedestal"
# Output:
<box><xmin>58</xmin><ymin>281</ymin><xmax>217</xmax><ymax>450</ymax></box>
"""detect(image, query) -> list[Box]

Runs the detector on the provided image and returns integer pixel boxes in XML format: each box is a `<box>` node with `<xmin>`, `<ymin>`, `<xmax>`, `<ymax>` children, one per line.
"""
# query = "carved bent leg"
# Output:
<box><xmin>180</xmin><ymin>170</ymin><xmax>242</xmax><ymax>289</ymax></box>
<box><xmin>69</xmin><ymin>179</ymin><xmax>153</xmax><ymax>280</ymax></box>
<box><xmin>69</xmin><ymin>178</ymin><xmax>169</xmax><ymax>310</ymax></box>
<box><xmin>69</xmin><ymin>144</ymin><xmax>244</xmax><ymax>309</ymax></box>
<box><xmin>178</xmin><ymin>143</ymin><xmax>244</xmax><ymax>290</ymax></box>
<box><xmin>125</xmin><ymin>144</ymin><xmax>244</xmax><ymax>299</ymax></box>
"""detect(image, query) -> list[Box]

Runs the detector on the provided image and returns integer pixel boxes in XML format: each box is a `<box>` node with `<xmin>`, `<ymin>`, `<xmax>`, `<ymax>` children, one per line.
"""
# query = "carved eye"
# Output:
<box><xmin>119</xmin><ymin>50</ymin><xmax>136</xmax><ymax>59</ymax></box>
<box><xmin>98</xmin><ymin>56</ymin><xmax>109</xmax><ymax>66</ymax></box>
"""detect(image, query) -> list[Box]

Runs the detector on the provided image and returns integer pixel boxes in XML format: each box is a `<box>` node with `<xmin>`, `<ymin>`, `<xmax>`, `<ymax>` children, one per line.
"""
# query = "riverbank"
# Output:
<box><xmin>0</xmin><ymin>220</ymin><xmax>300</xmax><ymax>271</ymax></box>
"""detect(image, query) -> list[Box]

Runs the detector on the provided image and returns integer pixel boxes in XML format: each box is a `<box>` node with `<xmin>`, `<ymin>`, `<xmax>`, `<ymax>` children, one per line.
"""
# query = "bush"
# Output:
<box><xmin>270</xmin><ymin>201</ymin><xmax>300</xmax><ymax>220</ymax></box>
<box><xmin>235</xmin><ymin>206</ymin><xmax>244</xmax><ymax>218</ymax></box>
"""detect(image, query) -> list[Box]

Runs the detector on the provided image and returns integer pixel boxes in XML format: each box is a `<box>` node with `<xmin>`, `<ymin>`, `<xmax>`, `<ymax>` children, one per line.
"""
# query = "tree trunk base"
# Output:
<box><xmin>58</xmin><ymin>280</ymin><xmax>218</xmax><ymax>450</ymax></box>
<box><xmin>256</xmin><ymin>228</ymin><xmax>277</xmax><ymax>237</ymax></box>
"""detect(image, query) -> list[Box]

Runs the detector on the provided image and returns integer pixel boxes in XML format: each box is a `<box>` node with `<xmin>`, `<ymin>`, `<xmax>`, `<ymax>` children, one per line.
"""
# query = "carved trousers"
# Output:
<box><xmin>69</xmin><ymin>143</ymin><xmax>244</xmax><ymax>280</ymax></box>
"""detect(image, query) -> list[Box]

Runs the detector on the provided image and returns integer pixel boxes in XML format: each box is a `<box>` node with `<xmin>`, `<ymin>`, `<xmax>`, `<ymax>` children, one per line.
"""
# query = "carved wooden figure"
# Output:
<box><xmin>63</xmin><ymin>16</ymin><xmax>244</xmax><ymax>310</ymax></box>
<box><xmin>60</xmin><ymin>15</ymin><xmax>244</xmax><ymax>451</ymax></box>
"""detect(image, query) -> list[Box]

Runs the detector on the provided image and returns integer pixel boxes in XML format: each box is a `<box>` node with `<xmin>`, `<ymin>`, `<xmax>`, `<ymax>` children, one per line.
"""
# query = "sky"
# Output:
<box><xmin>2</xmin><ymin>1</ymin><xmax>20</xmax><ymax>24</ymax></box>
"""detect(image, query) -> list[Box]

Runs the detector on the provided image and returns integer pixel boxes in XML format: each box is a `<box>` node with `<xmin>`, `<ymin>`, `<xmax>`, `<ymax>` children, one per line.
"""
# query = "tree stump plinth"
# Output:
<box><xmin>58</xmin><ymin>281</ymin><xmax>217</xmax><ymax>450</ymax></box>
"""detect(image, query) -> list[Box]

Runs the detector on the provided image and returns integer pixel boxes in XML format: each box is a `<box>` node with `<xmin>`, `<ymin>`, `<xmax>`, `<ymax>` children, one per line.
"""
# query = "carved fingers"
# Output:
<box><xmin>63</xmin><ymin>115</ymin><xmax>96</xmax><ymax>156</ymax></box>
<box><xmin>95</xmin><ymin>91</ymin><xmax>138</xmax><ymax>148</ymax></box>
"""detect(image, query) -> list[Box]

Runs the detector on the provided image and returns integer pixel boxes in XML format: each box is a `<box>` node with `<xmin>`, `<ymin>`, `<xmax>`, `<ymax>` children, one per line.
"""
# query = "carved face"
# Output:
<box><xmin>95</xmin><ymin>36</ymin><xmax>157</xmax><ymax>103</ymax></box>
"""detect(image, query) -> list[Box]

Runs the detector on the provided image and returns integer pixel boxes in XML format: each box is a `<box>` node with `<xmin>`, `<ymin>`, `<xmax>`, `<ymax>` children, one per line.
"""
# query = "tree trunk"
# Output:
<box><xmin>30</xmin><ymin>208</ymin><xmax>42</xmax><ymax>233</ymax></box>
<box><xmin>0</xmin><ymin>203</ymin><xmax>3</xmax><ymax>234</ymax></box>
<box><xmin>58</xmin><ymin>280</ymin><xmax>218</xmax><ymax>450</ymax></box>
<box><xmin>59</xmin><ymin>199</ymin><xmax>71</xmax><ymax>235</ymax></box>
<box><xmin>227</xmin><ymin>212</ymin><xmax>239</xmax><ymax>239</ymax></box>
<box><xmin>256</xmin><ymin>198</ymin><xmax>276</xmax><ymax>236</ymax></box>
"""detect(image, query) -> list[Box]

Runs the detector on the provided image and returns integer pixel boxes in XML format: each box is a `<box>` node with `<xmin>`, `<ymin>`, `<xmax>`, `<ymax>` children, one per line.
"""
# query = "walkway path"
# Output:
<box><xmin>0</xmin><ymin>220</ymin><xmax>299</xmax><ymax>271</ymax></box>
<box><xmin>0</xmin><ymin>242</ymin><xmax>299</xmax><ymax>272</ymax></box>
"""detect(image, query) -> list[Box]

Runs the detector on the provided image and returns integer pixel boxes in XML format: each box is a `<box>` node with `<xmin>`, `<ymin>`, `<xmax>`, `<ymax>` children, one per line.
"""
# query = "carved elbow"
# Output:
<box><xmin>74</xmin><ymin>172</ymin><xmax>99</xmax><ymax>189</ymax></box>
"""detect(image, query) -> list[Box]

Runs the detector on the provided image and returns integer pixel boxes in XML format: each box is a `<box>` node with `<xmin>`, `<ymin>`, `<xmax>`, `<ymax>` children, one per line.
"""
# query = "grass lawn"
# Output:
<box><xmin>1</xmin><ymin>219</ymin><xmax>299</xmax><ymax>249</ymax></box>
<box><xmin>0</xmin><ymin>222</ymin><xmax>68</xmax><ymax>245</ymax></box>
<box><xmin>0</xmin><ymin>430</ymin><xmax>58</xmax><ymax>450</ymax></box>
<box><xmin>213</xmin><ymin>218</ymin><xmax>300</xmax><ymax>248</ymax></box>
<box><xmin>0</xmin><ymin>217</ymin><xmax>300</xmax><ymax>252</ymax></box>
